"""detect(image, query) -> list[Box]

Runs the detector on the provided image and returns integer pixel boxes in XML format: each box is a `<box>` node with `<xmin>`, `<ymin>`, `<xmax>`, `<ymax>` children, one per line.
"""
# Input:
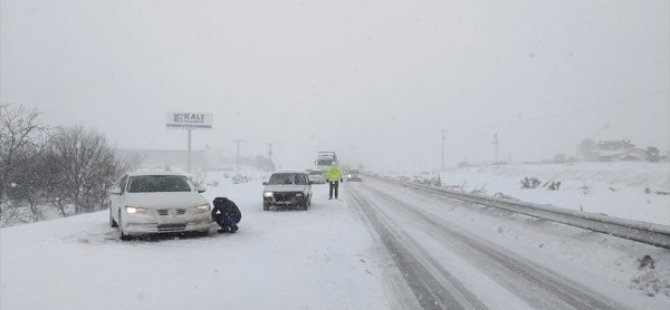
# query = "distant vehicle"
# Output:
<box><xmin>346</xmin><ymin>170</ymin><xmax>362</xmax><ymax>182</ymax></box>
<box><xmin>109</xmin><ymin>171</ymin><xmax>211</xmax><ymax>240</ymax></box>
<box><xmin>315</xmin><ymin>151</ymin><xmax>337</xmax><ymax>171</ymax></box>
<box><xmin>307</xmin><ymin>170</ymin><xmax>326</xmax><ymax>184</ymax></box>
<box><xmin>263</xmin><ymin>171</ymin><xmax>313</xmax><ymax>211</ymax></box>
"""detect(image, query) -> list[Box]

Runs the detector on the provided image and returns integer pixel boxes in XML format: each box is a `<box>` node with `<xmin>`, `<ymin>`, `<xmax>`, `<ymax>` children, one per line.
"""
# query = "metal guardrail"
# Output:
<box><xmin>379</xmin><ymin>177</ymin><xmax>670</xmax><ymax>249</ymax></box>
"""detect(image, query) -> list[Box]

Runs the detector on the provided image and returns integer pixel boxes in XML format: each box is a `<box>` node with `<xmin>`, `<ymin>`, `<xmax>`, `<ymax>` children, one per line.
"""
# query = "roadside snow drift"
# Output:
<box><xmin>438</xmin><ymin>162</ymin><xmax>670</xmax><ymax>225</ymax></box>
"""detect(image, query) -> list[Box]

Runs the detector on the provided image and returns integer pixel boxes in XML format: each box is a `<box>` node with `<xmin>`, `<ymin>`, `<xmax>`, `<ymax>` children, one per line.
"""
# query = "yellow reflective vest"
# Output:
<box><xmin>326</xmin><ymin>166</ymin><xmax>342</xmax><ymax>182</ymax></box>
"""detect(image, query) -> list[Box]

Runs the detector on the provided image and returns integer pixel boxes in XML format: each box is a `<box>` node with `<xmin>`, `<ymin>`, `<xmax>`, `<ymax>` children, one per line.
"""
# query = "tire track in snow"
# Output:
<box><xmin>360</xmin><ymin>182</ymin><xmax>633</xmax><ymax>310</ymax></box>
<box><xmin>348</xmin><ymin>188</ymin><xmax>488</xmax><ymax>310</ymax></box>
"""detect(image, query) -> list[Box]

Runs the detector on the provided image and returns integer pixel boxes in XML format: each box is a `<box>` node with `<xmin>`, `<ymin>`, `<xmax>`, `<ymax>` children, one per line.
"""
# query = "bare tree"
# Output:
<box><xmin>0</xmin><ymin>103</ymin><xmax>43</xmax><ymax>212</ymax></box>
<box><xmin>0</xmin><ymin>106</ymin><xmax>128</xmax><ymax>224</ymax></box>
<box><xmin>5</xmin><ymin>140</ymin><xmax>51</xmax><ymax>222</ymax></box>
<box><xmin>47</xmin><ymin>125</ymin><xmax>122</xmax><ymax>215</ymax></box>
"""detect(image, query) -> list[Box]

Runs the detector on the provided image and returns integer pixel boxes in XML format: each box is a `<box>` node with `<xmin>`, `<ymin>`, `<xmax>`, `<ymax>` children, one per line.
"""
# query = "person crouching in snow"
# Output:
<box><xmin>212</xmin><ymin>197</ymin><xmax>241</xmax><ymax>233</ymax></box>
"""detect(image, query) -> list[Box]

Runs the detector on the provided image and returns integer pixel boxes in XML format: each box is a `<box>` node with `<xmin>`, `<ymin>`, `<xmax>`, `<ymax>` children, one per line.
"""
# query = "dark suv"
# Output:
<box><xmin>262</xmin><ymin>171</ymin><xmax>313</xmax><ymax>211</ymax></box>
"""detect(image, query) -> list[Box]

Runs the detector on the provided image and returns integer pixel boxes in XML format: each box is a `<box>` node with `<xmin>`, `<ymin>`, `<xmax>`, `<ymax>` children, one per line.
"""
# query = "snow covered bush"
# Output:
<box><xmin>520</xmin><ymin>177</ymin><xmax>541</xmax><ymax>189</ymax></box>
<box><xmin>630</xmin><ymin>270</ymin><xmax>670</xmax><ymax>297</ymax></box>
<box><xmin>189</xmin><ymin>168</ymin><xmax>207</xmax><ymax>188</ymax></box>
<box><xmin>543</xmin><ymin>181</ymin><xmax>561</xmax><ymax>191</ymax></box>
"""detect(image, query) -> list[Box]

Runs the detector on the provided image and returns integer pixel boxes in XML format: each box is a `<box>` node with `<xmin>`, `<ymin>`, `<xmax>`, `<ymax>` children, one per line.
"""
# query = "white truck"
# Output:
<box><xmin>315</xmin><ymin>151</ymin><xmax>337</xmax><ymax>172</ymax></box>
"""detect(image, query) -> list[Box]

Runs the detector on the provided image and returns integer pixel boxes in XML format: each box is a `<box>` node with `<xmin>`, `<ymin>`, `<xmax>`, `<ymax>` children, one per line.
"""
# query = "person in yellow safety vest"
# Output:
<box><xmin>326</xmin><ymin>162</ymin><xmax>343</xmax><ymax>199</ymax></box>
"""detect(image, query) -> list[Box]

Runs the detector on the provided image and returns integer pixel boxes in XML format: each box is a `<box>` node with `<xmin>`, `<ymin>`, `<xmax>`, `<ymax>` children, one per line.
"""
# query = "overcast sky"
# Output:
<box><xmin>2</xmin><ymin>0</ymin><xmax>668</xmax><ymax>172</ymax></box>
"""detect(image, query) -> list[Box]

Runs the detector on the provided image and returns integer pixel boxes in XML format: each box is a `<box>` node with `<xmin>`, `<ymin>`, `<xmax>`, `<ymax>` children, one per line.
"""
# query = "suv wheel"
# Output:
<box><xmin>263</xmin><ymin>202</ymin><xmax>270</xmax><ymax>211</ymax></box>
<box><xmin>119</xmin><ymin>211</ymin><xmax>131</xmax><ymax>241</ymax></box>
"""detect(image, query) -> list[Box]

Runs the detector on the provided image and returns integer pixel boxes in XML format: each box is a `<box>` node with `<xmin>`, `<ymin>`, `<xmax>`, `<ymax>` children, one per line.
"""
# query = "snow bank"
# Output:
<box><xmin>438</xmin><ymin>162</ymin><xmax>670</xmax><ymax>226</ymax></box>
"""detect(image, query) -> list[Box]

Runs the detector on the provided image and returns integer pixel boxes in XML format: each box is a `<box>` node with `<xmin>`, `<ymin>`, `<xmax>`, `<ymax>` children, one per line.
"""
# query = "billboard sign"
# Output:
<box><xmin>166</xmin><ymin>112</ymin><xmax>213</xmax><ymax>128</ymax></box>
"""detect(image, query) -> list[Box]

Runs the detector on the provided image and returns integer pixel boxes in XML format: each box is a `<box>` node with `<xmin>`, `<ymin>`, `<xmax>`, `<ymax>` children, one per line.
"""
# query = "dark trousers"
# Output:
<box><xmin>214</xmin><ymin>214</ymin><xmax>240</xmax><ymax>230</ymax></box>
<box><xmin>329</xmin><ymin>181</ymin><xmax>340</xmax><ymax>199</ymax></box>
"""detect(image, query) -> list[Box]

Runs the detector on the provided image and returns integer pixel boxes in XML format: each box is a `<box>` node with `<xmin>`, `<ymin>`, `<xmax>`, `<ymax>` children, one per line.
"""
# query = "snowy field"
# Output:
<box><xmin>434</xmin><ymin>162</ymin><xmax>670</xmax><ymax>226</ymax></box>
<box><xmin>2</xmin><ymin>168</ymin><xmax>669</xmax><ymax>310</ymax></box>
<box><xmin>0</xmin><ymin>172</ymin><xmax>393</xmax><ymax>310</ymax></box>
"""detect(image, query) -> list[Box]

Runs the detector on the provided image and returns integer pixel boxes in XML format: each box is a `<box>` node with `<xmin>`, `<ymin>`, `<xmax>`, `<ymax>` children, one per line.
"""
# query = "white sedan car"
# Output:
<box><xmin>109</xmin><ymin>172</ymin><xmax>211</xmax><ymax>240</ymax></box>
<box><xmin>307</xmin><ymin>170</ymin><xmax>326</xmax><ymax>184</ymax></box>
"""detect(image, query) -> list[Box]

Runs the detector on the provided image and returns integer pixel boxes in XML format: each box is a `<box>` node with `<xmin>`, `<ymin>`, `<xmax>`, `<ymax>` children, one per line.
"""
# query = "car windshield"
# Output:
<box><xmin>126</xmin><ymin>175</ymin><xmax>192</xmax><ymax>193</ymax></box>
<box><xmin>316</xmin><ymin>159</ymin><xmax>334</xmax><ymax>166</ymax></box>
<box><xmin>268</xmin><ymin>173</ymin><xmax>307</xmax><ymax>185</ymax></box>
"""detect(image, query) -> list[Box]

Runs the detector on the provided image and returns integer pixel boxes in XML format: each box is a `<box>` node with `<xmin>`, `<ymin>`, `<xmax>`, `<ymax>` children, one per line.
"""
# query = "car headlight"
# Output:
<box><xmin>296</xmin><ymin>193</ymin><xmax>303</xmax><ymax>196</ymax></box>
<box><xmin>126</xmin><ymin>206</ymin><xmax>146</xmax><ymax>214</ymax></box>
<box><xmin>195</xmin><ymin>204</ymin><xmax>210</xmax><ymax>212</ymax></box>
<box><xmin>264</xmin><ymin>192</ymin><xmax>274</xmax><ymax>197</ymax></box>
<box><xmin>348</xmin><ymin>174</ymin><xmax>352</xmax><ymax>178</ymax></box>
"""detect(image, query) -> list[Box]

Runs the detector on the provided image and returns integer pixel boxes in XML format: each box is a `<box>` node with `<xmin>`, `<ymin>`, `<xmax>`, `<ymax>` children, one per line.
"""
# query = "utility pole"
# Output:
<box><xmin>233</xmin><ymin>139</ymin><xmax>247</xmax><ymax>175</ymax></box>
<box><xmin>492</xmin><ymin>133</ymin><xmax>499</xmax><ymax>163</ymax></box>
<box><xmin>440</xmin><ymin>129</ymin><xmax>448</xmax><ymax>170</ymax></box>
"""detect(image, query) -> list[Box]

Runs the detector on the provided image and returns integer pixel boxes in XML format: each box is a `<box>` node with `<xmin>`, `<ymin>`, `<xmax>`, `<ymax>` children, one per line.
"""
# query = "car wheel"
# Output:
<box><xmin>263</xmin><ymin>202</ymin><xmax>270</xmax><ymax>211</ymax></box>
<box><xmin>109</xmin><ymin>208</ymin><xmax>118</xmax><ymax>227</ymax></box>
<box><xmin>119</xmin><ymin>210</ymin><xmax>131</xmax><ymax>241</ymax></box>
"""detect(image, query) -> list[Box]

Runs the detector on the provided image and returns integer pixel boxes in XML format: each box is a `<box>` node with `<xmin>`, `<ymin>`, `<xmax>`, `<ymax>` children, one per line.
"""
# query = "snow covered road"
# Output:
<box><xmin>349</xmin><ymin>180</ymin><xmax>637</xmax><ymax>309</ymax></box>
<box><xmin>2</xmin><ymin>175</ymin><xmax>669</xmax><ymax>310</ymax></box>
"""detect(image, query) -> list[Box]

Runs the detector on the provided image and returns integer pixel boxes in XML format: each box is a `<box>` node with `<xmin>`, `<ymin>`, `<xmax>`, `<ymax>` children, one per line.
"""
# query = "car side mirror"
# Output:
<box><xmin>197</xmin><ymin>187</ymin><xmax>206</xmax><ymax>193</ymax></box>
<box><xmin>308</xmin><ymin>181</ymin><xmax>314</xmax><ymax>185</ymax></box>
<box><xmin>110</xmin><ymin>187</ymin><xmax>122</xmax><ymax>195</ymax></box>
<box><xmin>262</xmin><ymin>182</ymin><xmax>268</xmax><ymax>186</ymax></box>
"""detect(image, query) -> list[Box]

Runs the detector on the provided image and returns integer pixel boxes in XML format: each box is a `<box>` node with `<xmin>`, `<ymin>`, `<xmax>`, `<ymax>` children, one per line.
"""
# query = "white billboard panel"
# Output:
<box><xmin>166</xmin><ymin>112</ymin><xmax>213</xmax><ymax>128</ymax></box>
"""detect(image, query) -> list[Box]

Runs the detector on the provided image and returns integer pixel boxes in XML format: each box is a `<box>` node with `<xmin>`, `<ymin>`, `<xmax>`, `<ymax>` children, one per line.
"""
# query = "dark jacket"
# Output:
<box><xmin>212</xmin><ymin>197</ymin><xmax>242</xmax><ymax>223</ymax></box>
